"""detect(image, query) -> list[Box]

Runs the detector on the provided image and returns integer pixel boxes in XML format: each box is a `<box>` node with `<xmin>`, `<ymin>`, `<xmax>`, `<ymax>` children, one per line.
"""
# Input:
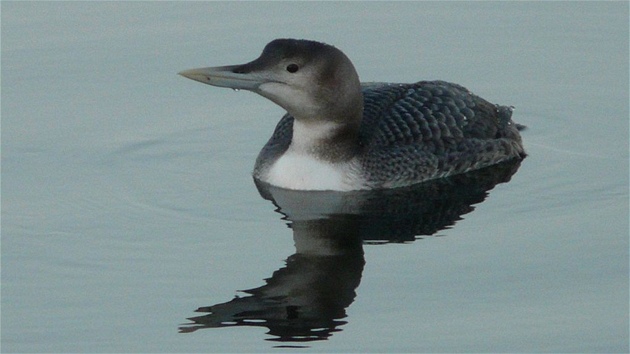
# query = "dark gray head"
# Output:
<box><xmin>179</xmin><ymin>39</ymin><xmax>363</xmax><ymax>127</ymax></box>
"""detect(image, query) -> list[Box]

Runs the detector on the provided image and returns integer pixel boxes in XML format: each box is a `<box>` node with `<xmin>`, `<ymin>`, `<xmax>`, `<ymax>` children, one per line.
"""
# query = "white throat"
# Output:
<box><xmin>261</xmin><ymin>120</ymin><xmax>361</xmax><ymax>191</ymax></box>
<box><xmin>289</xmin><ymin>120</ymin><xmax>338</xmax><ymax>154</ymax></box>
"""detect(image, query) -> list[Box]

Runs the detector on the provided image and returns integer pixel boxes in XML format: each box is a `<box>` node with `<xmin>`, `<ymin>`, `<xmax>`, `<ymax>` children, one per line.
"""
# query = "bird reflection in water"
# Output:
<box><xmin>179</xmin><ymin>160</ymin><xmax>522</xmax><ymax>344</ymax></box>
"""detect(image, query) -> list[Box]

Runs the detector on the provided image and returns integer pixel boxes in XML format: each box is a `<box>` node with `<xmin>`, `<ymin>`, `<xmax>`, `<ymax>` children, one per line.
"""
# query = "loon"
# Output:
<box><xmin>179</xmin><ymin>39</ymin><xmax>525</xmax><ymax>191</ymax></box>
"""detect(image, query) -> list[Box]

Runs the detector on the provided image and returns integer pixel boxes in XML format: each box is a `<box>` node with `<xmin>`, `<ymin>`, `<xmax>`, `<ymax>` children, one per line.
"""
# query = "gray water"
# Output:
<box><xmin>2</xmin><ymin>2</ymin><xmax>628</xmax><ymax>352</ymax></box>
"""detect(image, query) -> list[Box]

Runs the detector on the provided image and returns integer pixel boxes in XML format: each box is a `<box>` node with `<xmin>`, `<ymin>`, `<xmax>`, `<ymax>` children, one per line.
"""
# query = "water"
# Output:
<box><xmin>2</xmin><ymin>2</ymin><xmax>628</xmax><ymax>352</ymax></box>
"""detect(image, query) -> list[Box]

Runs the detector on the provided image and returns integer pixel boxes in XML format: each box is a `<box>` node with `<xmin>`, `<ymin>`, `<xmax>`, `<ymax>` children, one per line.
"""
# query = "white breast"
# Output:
<box><xmin>262</xmin><ymin>151</ymin><xmax>360</xmax><ymax>191</ymax></box>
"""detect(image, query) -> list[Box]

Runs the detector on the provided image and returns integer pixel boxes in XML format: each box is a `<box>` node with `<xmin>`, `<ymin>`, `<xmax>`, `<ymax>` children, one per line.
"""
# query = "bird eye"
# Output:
<box><xmin>286</xmin><ymin>64</ymin><xmax>299</xmax><ymax>73</ymax></box>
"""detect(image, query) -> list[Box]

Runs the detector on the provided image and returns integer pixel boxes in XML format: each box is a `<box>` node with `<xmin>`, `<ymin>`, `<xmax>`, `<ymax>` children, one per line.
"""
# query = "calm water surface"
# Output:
<box><xmin>2</xmin><ymin>2</ymin><xmax>628</xmax><ymax>352</ymax></box>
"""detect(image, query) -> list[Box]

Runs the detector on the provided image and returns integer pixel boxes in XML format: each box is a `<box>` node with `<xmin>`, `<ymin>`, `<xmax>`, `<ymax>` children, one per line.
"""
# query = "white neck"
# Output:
<box><xmin>258</xmin><ymin>120</ymin><xmax>363</xmax><ymax>191</ymax></box>
<box><xmin>288</xmin><ymin>119</ymin><xmax>340</xmax><ymax>154</ymax></box>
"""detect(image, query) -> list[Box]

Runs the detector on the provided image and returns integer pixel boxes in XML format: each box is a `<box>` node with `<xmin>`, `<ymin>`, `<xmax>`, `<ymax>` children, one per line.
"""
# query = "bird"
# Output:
<box><xmin>179</xmin><ymin>38</ymin><xmax>525</xmax><ymax>191</ymax></box>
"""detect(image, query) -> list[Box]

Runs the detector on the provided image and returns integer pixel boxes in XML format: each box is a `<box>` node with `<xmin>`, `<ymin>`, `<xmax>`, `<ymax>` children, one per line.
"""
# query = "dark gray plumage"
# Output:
<box><xmin>255</xmin><ymin>80</ymin><xmax>525</xmax><ymax>189</ymax></box>
<box><xmin>180</xmin><ymin>39</ymin><xmax>526</xmax><ymax>190</ymax></box>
